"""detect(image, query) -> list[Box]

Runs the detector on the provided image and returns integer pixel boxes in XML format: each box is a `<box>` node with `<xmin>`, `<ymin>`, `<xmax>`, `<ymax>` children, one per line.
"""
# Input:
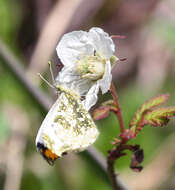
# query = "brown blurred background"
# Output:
<box><xmin>0</xmin><ymin>0</ymin><xmax>175</xmax><ymax>190</ymax></box>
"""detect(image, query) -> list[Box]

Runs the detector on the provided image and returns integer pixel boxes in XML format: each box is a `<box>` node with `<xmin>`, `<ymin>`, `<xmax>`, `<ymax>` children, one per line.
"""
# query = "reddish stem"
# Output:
<box><xmin>107</xmin><ymin>144</ymin><xmax>133</xmax><ymax>190</ymax></box>
<box><xmin>111</xmin><ymin>35</ymin><xmax>126</xmax><ymax>39</ymax></box>
<box><xmin>107</xmin><ymin>83</ymin><xmax>130</xmax><ymax>190</ymax></box>
<box><xmin>110</xmin><ymin>82</ymin><xmax>125</xmax><ymax>134</ymax></box>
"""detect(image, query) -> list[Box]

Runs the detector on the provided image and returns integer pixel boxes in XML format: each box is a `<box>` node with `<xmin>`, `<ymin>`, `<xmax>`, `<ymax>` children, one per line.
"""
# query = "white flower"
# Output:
<box><xmin>56</xmin><ymin>27</ymin><xmax>118</xmax><ymax>111</ymax></box>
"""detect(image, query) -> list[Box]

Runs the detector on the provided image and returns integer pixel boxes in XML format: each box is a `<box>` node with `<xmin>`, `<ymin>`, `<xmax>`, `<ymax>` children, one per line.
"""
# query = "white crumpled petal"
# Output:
<box><xmin>56</xmin><ymin>31</ymin><xmax>94</xmax><ymax>67</ymax></box>
<box><xmin>83</xmin><ymin>83</ymin><xmax>100</xmax><ymax>111</ymax></box>
<box><xmin>56</xmin><ymin>67</ymin><xmax>94</xmax><ymax>96</ymax></box>
<box><xmin>72</xmin><ymin>79</ymin><xmax>94</xmax><ymax>96</ymax></box>
<box><xmin>56</xmin><ymin>66</ymin><xmax>80</xmax><ymax>83</ymax></box>
<box><xmin>98</xmin><ymin>60</ymin><xmax>112</xmax><ymax>94</ymax></box>
<box><xmin>55</xmin><ymin>66</ymin><xmax>81</xmax><ymax>90</ymax></box>
<box><xmin>88</xmin><ymin>27</ymin><xmax>115</xmax><ymax>59</ymax></box>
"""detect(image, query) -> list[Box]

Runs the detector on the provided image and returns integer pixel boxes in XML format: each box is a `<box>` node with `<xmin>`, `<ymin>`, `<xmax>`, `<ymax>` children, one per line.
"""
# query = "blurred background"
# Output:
<box><xmin>0</xmin><ymin>0</ymin><xmax>175</xmax><ymax>190</ymax></box>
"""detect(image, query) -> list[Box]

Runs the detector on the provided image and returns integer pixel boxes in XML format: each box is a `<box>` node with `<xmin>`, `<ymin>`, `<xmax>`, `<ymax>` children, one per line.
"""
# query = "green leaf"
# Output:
<box><xmin>129</xmin><ymin>94</ymin><xmax>169</xmax><ymax>134</ymax></box>
<box><xmin>144</xmin><ymin>107</ymin><xmax>175</xmax><ymax>127</ymax></box>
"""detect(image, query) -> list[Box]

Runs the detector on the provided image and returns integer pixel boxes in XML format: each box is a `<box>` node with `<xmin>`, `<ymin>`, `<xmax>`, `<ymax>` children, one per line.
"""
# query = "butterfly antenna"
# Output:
<box><xmin>37</xmin><ymin>73</ymin><xmax>55</xmax><ymax>89</ymax></box>
<box><xmin>48</xmin><ymin>61</ymin><xmax>55</xmax><ymax>84</ymax></box>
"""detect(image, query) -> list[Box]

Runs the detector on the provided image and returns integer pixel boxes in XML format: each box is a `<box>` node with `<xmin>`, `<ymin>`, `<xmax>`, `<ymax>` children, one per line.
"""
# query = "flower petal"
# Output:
<box><xmin>56</xmin><ymin>66</ymin><xmax>94</xmax><ymax>96</ymax></box>
<box><xmin>56</xmin><ymin>67</ymin><xmax>80</xmax><ymax>84</ymax></box>
<box><xmin>88</xmin><ymin>27</ymin><xmax>115</xmax><ymax>59</ymax></box>
<box><xmin>55</xmin><ymin>66</ymin><xmax>80</xmax><ymax>89</ymax></box>
<box><xmin>73</xmin><ymin>79</ymin><xmax>94</xmax><ymax>96</ymax></box>
<box><xmin>83</xmin><ymin>83</ymin><xmax>100</xmax><ymax>111</ymax></box>
<box><xmin>56</xmin><ymin>27</ymin><xmax>115</xmax><ymax>111</ymax></box>
<box><xmin>56</xmin><ymin>31</ymin><xmax>94</xmax><ymax>67</ymax></box>
<box><xmin>98</xmin><ymin>60</ymin><xmax>112</xmax><ymax>94</ymax></box>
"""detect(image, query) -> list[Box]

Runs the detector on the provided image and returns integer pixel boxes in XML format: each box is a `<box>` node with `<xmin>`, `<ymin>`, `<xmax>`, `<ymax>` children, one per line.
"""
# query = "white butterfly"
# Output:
<box><xmin>36</xmin><ymin>84</ymin><xmax>99</xmax><ymax>165</ymax></box>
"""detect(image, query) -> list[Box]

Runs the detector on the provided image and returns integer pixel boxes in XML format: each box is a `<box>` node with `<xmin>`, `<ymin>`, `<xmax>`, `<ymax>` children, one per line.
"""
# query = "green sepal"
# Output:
<box><xmin>92</xmin><ymin>100</ymin><xmax>118</xmax><ymax>120</ymax></box>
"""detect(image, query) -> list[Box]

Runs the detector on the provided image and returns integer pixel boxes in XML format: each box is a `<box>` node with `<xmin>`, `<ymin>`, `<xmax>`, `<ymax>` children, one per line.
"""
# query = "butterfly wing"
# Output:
<box><xmin>36</xmin><ymin>89</ymin><xmax>99</xmax><ymax>164</ymax></box>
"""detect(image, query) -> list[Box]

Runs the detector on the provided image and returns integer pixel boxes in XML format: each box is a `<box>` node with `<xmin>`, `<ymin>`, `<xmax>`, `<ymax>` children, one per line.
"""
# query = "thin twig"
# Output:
<box><xmin>0</xmin><ymin>38</ymin><xmax>53</xmax><ymax>111</ymax></box>
<box><xmin>110</xmin><ymin>82</ymin><xmax>125</xmax><ymax>133</ymax></box>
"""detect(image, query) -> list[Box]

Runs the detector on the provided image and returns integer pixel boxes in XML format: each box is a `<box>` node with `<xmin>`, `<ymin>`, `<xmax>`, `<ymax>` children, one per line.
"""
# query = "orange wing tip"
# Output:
<box><xmin>37</xmin><ymin>142</ymin><xmax>59</xmax><ymax>165</ymax></box>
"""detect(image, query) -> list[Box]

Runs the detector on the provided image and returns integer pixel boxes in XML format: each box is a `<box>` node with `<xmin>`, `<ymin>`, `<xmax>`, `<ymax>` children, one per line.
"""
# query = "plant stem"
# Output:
<box><xmin>107</xmin><ymin>145</ymin><xmax>130</xmax><ymax>190</ymax></box>
<box><xmin>107</xmin><ymin>83</ymin><xmax>128</xmax><ymax>190</ymax></box>
<box><xmin>110</xmin><ymin>82</ymin><xmax>125</xmax><ymax>133</ymax></box>
<box><xmin>107</xmin><ymin>155</ymin><xmax>118</xmax><ymax>189</ymax></box>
